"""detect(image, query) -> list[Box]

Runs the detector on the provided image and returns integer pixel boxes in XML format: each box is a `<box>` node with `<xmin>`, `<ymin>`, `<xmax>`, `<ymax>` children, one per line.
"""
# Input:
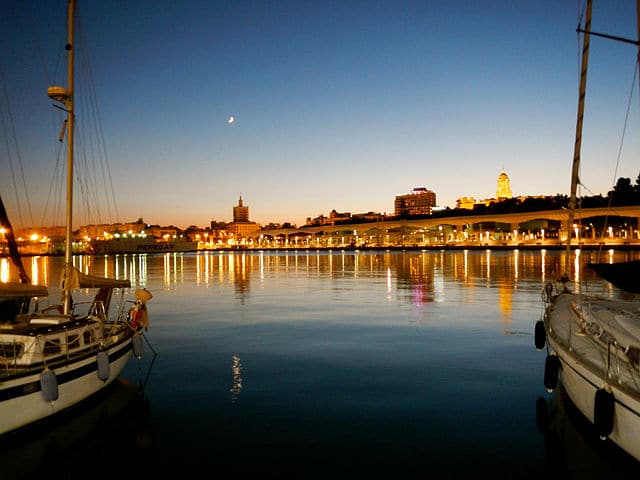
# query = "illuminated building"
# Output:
<box><xmin>228</xmin><ymin>195</ymin><xmax>260</xmax><ymax>238</ymax></box>
<box><xmin>394</xmin><ymin>187</ymin><xmax>437</xmax><ymax>217</ymax></box>
<box><xmin>496</xmin><ymin>170</ymin><xmax>513</xmax><ymax>200</ymax></box>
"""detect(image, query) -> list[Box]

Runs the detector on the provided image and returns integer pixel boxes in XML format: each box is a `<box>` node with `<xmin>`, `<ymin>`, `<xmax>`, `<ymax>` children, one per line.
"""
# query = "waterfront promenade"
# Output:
<box><xmin>244</xmin><ymin>205</ymin><xmax>640</xmax><ymax>251</ymax></box>
<box><xmin>2</xmin><ymin>206</ymin><xmax>640</xmax><ymax>256</ymax></box>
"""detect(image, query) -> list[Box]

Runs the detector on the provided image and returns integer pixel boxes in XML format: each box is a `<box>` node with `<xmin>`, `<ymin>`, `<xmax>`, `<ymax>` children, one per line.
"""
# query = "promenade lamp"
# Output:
<box><xmin>573</xmin><ymin>223</ymin><xmax>579</xmax><ymax>241</ymax></box>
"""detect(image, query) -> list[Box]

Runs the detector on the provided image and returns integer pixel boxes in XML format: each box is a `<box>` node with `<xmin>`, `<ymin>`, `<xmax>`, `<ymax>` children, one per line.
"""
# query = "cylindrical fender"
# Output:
<box><xmin>97</xmin><ymin>351</ymin><xmax>110</xmax><ymax>381</ymax></box>
<box><xmin>40</xmin><ymin>368</ymin><xmax>59</xmax><ymax>402</ymax></box>
<box><xmin>132</xmin><ymin>334</ymin><xmax>143</xmax><ymax>358</ymax></box>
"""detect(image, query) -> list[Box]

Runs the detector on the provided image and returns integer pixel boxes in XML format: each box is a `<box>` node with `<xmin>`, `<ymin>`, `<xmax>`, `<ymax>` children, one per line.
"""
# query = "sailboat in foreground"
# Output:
<box><xmin>0</xmin><ymin>0</ymin><xmax>152</xmax><ymax>436</ymax></box>
<box><xmin>536</xmin><ymin>0</ymin><xmax>640</xmax><ymax>463</ymax></box>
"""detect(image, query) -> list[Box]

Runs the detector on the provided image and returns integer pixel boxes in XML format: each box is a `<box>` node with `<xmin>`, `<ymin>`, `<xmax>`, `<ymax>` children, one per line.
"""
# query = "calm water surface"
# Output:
<box><xmin>2</xmin><ymin>249</ymin><xmax>640</xmax><ymax>478</ymax></box>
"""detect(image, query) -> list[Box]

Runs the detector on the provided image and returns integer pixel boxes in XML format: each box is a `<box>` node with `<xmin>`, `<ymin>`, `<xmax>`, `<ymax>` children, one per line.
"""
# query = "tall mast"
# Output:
<box><xmin>62</xmin><ymin>0</ymin><xmax>75</xmax><ymax>314</ymax></box>
<box><xmin>47</xmin><ymin>0</ymin><xmax>75</xmax><ymax>313</ymax></box>
<box><xmin>566</xmin><ymin>0</ymin><xmax>592</xmax><ymax>270</ymax></box>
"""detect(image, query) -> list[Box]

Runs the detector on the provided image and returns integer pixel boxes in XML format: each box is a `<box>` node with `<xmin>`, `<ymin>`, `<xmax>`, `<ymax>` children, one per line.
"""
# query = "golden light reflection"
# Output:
<box><xmin>574</xmin><ymin>249</ymin><xmax>581</xmax><ymax>286</ymax></box>
<box><xmin>485</xmin><ymin>249</ymin><xmax>491</xmax><ymax>280</ymax></box>
<box><xmin>463</xmin><ymin>249</ymin><xmax>468</xmax><ymax>281</ymax></box>
<box><xmin>498</xmin><ymin>283</ymin><xmax>512</xmax><ymax>327</ymax></box>
<box><xmin>1</xmin><ymin>258</ymin><xmax>9</xmax><ymax>283</ymax></box>
<box><xmin>160</xmin><ymin>252</ymin><xmax>187</xmax><ymax>286</ymax></box>
<box><xmin>30</xmin><ymin>257</ymin><xmax>41</xmax><ymax>285</ymax></box>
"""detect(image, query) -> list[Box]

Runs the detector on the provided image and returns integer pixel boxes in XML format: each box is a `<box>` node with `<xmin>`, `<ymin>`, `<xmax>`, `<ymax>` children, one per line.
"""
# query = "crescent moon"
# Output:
<box><xmin>228</xmin><ymin>116</ymin><xmax>235</xmax><ymax>124</ymax></box>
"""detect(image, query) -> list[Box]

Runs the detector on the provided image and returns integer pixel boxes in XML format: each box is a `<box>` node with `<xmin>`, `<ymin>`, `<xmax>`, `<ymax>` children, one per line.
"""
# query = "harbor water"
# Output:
<box><xmin>1</xmin><ymin>248</ymin><xmax>640</xmax><ymax>478</ymax></box>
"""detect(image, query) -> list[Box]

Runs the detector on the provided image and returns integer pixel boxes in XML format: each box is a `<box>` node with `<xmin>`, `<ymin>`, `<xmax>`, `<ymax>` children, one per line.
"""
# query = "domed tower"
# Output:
<box><xmin>496</xmin><ymin>170</ymin><xmax>512</xmax><ymax>200</ymax></box>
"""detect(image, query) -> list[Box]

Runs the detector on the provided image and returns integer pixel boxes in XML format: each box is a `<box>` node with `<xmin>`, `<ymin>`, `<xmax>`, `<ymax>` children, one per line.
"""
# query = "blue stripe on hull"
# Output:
<box><xmin>0</xmin><ymin>341</ymin><xmax>132</xmax><ymax>402</ymax></box>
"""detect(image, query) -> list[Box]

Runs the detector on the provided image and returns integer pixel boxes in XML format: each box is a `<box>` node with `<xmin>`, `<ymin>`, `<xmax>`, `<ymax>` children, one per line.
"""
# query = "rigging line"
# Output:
<box><xmin>76</xmin><ymin>14</ymin><xmax>120</xmax><ymax>225</ymax></box>
<box><xmin>594</xmin><ymin>57</ymin><xmax>639</xmax><ymax>262</ymax></box>
<box><xmin>41</xmin><ymin>136</ymin><xmax>65</xmax><ymax>230</ymax></box>
<box><xmin>75</xmin><ymin>60</ymin><xmax>104</xmax><ymax>226</ymax></box>
<box><xmin>80</xmin><ymin>50</ymin><xmax>109</xmax><ymax>223</ymax></box>
<box><xmin>0</xmin><ymin>64</ymin><xmax>35</xmax><ymax>228</ymax></box>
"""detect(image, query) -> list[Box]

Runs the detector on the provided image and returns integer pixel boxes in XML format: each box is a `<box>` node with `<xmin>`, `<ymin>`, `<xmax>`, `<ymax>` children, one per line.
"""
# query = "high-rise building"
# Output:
<box><xmin>229</xmin><ymin>195</ymin><xmax>259</xmax><ymax>238</ymax></box>
<box><xmin>394</xmin><ymin>187</ymin><xmax>437</xmax><ymax>217</ymax></box>
<box><xmin>233</xmin><ymin>195</ymin><xmax>250</xmax><ymax>222</ymax></box>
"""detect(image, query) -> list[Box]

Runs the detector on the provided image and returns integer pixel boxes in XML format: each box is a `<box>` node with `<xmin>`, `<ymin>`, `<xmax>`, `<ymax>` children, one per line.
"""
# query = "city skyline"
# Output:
<box><xmin>1</xmin><ymin>1</ymin><xmax>639</xmax><ymax>230</ymax></box>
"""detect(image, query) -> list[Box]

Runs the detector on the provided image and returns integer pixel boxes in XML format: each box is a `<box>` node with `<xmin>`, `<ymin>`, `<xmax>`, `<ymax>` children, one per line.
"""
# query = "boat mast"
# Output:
<box><xmin>566</xmin><ymin>0</ymin><xmax>592</xmax><ymax>268</ymax></box>
<box><xmin>61</xmin><ymin>0</ymin><xmax>76</xmax><ymax>314</ymax></box>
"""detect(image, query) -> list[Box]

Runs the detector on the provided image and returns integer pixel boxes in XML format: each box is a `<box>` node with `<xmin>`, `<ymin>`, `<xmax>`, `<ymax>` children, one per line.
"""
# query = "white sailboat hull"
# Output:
<box><xmin>544</xmin><ymin>293</ymin><xmax>640</xmax><ymax>462</ymax></box>
<box><xmin>0</xmin><ymin>337</ymin><xmax>134</xmax><ymax>435</ymax></box>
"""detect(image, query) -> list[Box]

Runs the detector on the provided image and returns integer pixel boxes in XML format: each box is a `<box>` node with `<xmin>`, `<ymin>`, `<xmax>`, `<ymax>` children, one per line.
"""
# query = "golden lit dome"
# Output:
<box><xmin>496</xmin><ymin>169</ymin><xmax>512</xmax><ymax>199</ymax></box>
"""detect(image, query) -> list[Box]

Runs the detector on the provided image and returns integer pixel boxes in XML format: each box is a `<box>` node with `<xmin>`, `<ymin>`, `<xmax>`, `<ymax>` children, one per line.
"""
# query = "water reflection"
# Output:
<box><xmin>537</xmin><ymin>386</ymin><xmax>638</xmax><ymax>477</ymax></box>
<box><xmin>230</xmin><ymin>354</ymin><xmax>243</xmax><ymax>403</ymax></box>
<box><xmin>4</xmin><ymin>249</ymin><xmax>639</xmax><ymax>308</ymax></box>
<box><xmin>0</xmin><ymin>378</ymin><xmax>151</xmax><ymax>478</ymax></box>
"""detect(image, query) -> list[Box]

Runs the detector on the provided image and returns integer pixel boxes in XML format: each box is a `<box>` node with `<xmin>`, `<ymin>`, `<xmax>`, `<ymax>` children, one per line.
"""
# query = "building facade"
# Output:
<box><xmin>456</xmin><ymin>170</ymin><xmax>513</xmax><ymax>209</ymax></box>
<box><xmin>233</xmin><ymin>195</ymin><xmax>250</xmax><ymax>222</ymax></box>
<box><xmin>496</xmin><ymin>170</ymin><xmax>513</xmax><ymax>200</ymax></box>
<box><xmin>394</xmin><ymin>187</ymin><xmax>437</xmax><ymax>217</ymax></box>
<box><xmin>229</xmin><ymin>195</ymin><xmax>260</xmax><ymax>238</ymax></box>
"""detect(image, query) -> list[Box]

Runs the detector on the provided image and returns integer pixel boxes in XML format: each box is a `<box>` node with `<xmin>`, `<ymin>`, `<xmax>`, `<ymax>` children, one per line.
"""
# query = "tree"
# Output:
<box><xmin>608</xmin><ymin>177</ymin><xmax>637</xmax><ymax>206</ymax></box>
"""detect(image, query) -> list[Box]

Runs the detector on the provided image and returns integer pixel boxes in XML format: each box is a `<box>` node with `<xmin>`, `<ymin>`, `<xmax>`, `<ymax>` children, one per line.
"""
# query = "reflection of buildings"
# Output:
<box><xmin>230</xmin><ymin>252</ymin><xmax>251</xmax><ymax>302</ymax></box>
<box><xmin>195</xmin><ymin>251</ymin><xmax>252</xmax><ymax>302</ymax></box>
<box><xmin>394</xmin><ymin>252</ymin><xmax>436</xmax><ymax>304</ymax></box>
<box><xmin>498</xmin><ymin>283</ymin><xmax>512</xmax><ymax>326</ymax></box>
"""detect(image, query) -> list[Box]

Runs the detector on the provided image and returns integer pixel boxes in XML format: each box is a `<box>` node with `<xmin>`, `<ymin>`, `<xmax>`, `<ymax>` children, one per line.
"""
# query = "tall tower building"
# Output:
<box><xmin>496</xmin><ymin>170</ymin><xmax>513</xmax><ymax>200</ymax></box>
<box><xmin>229</xmin><ymin>194</ymin><xmax>260</xmax><ymax>238</ymax></box>
<box><xmin>233</xmin><ymin>195</ymin><xmax>249</xmax><ymax>222</ymax></box>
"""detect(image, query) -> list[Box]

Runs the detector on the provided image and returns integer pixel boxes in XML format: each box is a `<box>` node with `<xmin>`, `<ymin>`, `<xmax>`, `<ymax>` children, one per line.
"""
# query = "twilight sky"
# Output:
<box><xmin>1</xmin><ymin>0</ymin><xmax>639</xmax><ymax>229</ymax></box>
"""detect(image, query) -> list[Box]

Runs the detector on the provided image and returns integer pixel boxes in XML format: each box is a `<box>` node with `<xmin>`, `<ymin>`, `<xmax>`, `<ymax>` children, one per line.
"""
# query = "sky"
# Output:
<box><xmin>1</xmin><ymin>0</ymin><xmax>639</xmax><ymax>230</ymax></box>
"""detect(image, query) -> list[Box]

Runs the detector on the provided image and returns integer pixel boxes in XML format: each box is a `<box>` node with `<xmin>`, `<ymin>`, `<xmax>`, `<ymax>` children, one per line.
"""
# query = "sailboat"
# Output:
<box><xmin>536</xmin><ymin>0</ymin><xmax>640</xmax><ymax>462</ymax></box>
<box><xmin>0</xmin><ymin>0</ymin><xmax>151</xmax><ymax>436</ymax></box>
